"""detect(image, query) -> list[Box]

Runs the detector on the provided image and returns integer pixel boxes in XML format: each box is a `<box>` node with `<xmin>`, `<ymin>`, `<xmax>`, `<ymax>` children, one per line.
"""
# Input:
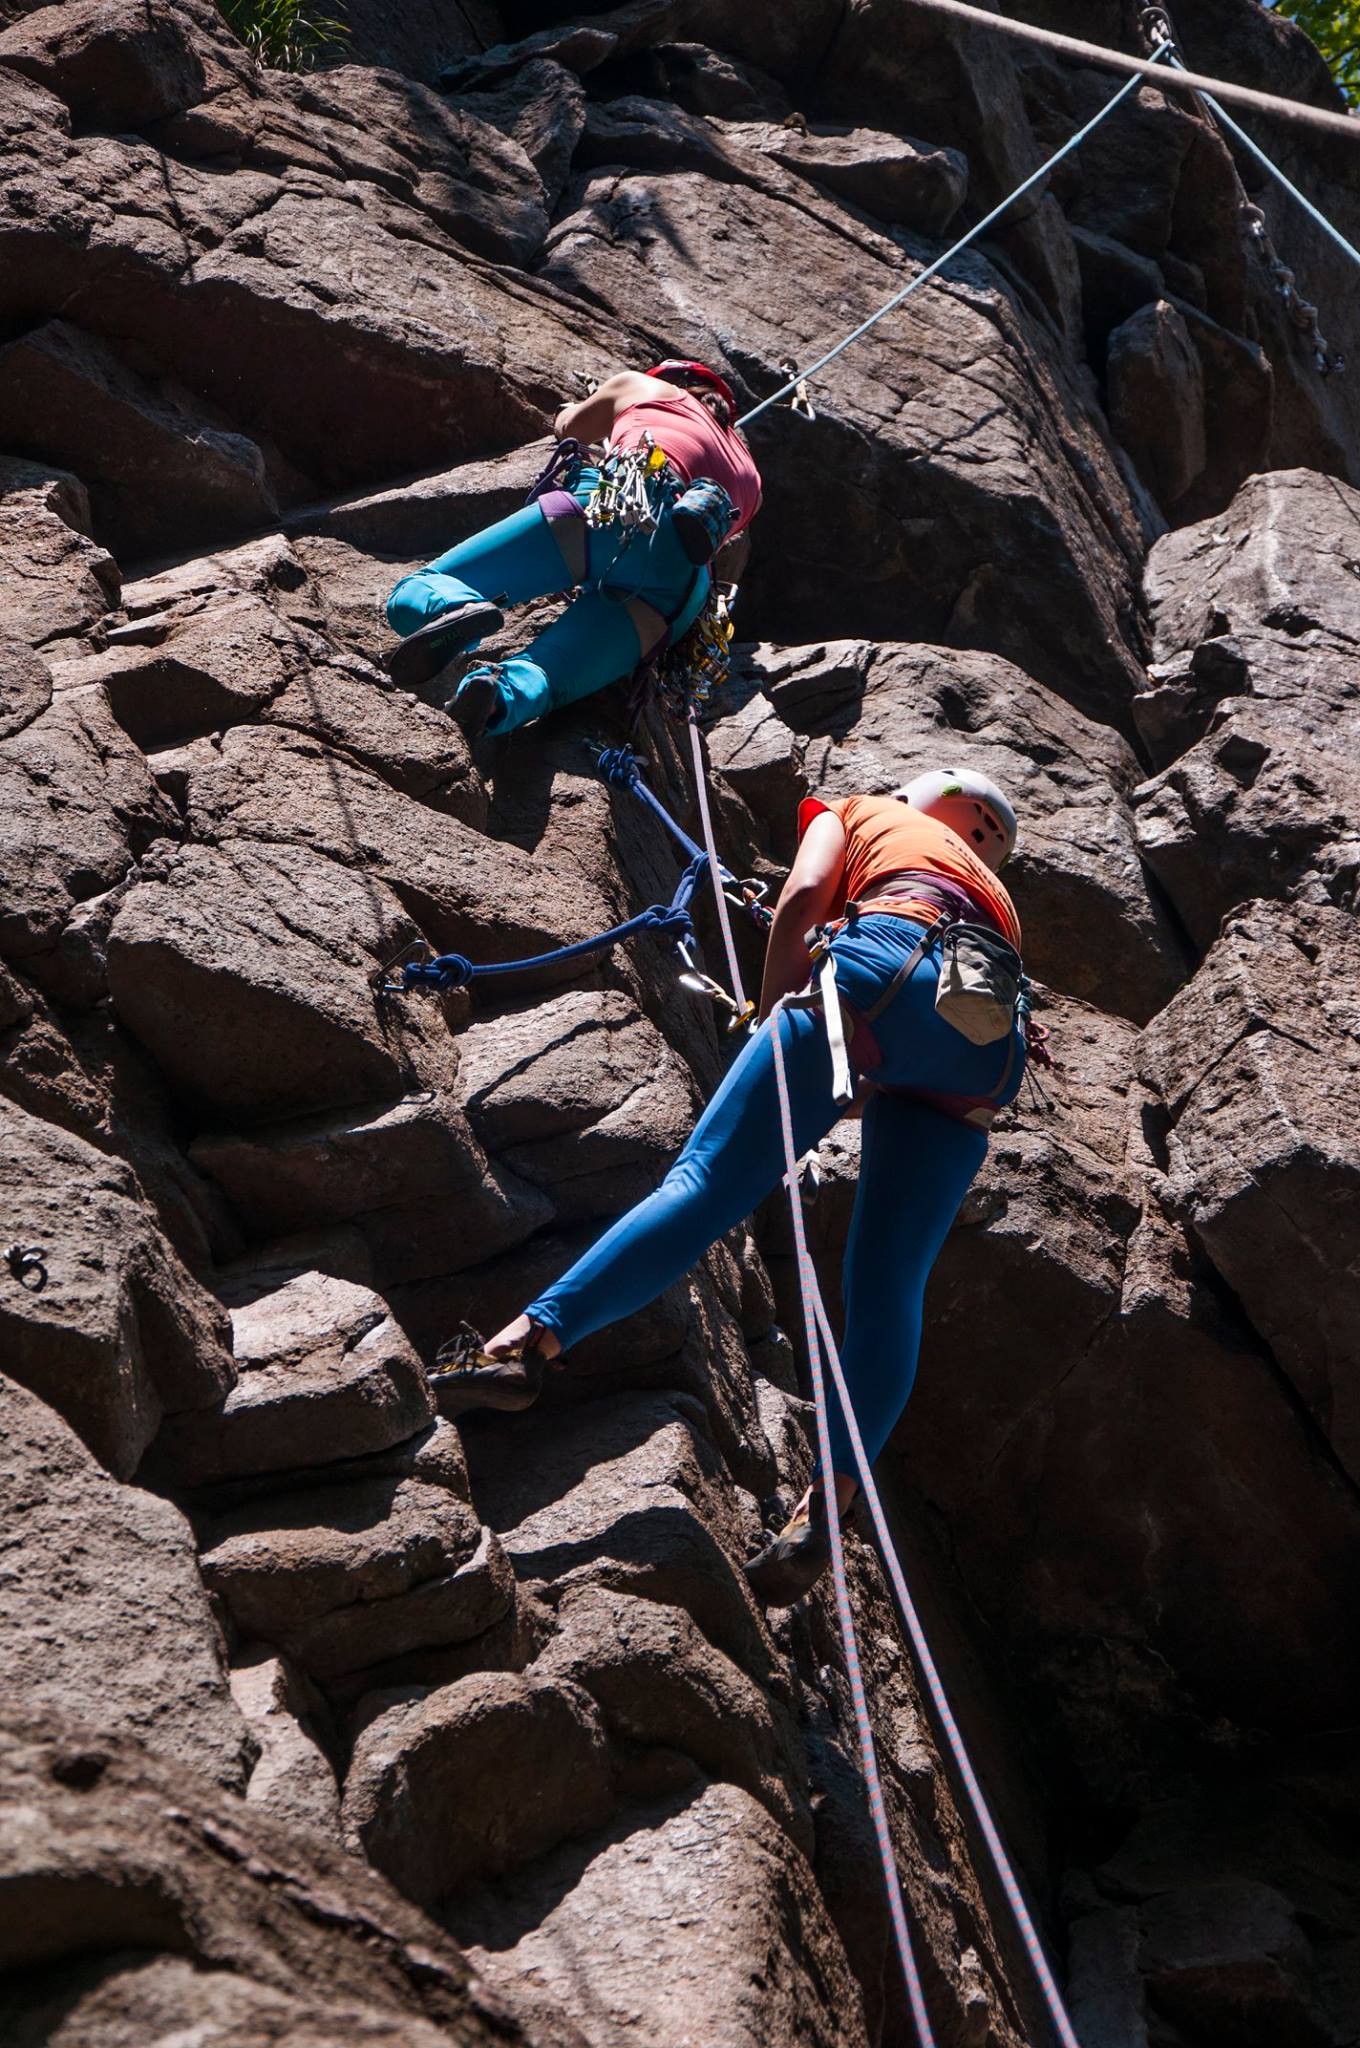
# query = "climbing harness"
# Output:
<box><xmin>5</xmin><ymin>1242</ymin><xmax>47</xmax><ymax>1293</ymax></box>
<box><xmin>737</xmin><ymin>44</ymin><xmax>1178</xmax><ymax>429</ymax></box>
<box><xmin>766</xmin><ymin>1004</ymin><xmax>1084</xmax><ymax>2048</ymax></box>
<box><xmin>1140</xmin><ymin>4</ymin><xmax>1350</xmax><ymax>376</ymax></box>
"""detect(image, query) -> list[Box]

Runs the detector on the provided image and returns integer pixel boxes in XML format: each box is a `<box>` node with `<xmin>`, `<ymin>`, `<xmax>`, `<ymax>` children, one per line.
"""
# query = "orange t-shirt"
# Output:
<box><xmin>798</xmin><ymin>793</ymin><xmax>1021</xmax><ymax>948</ymax></box>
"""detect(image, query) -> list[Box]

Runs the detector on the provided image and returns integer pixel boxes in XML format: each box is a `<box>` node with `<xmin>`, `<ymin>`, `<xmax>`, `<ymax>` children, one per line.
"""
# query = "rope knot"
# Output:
<box><xmin>597</xmin><ymin>746</ymin><xmax>640</xmax><ymax>791</ymax></box>
<box><xmin>406</xmin><ymin>951</ymin><xmax>475</xmax><ymax>992</ymax></box>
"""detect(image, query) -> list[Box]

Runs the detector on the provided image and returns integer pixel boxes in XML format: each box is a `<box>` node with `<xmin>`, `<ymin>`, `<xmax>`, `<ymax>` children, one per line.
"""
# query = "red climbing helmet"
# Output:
<box><xmin>648</xmin><ymin>358</ymin><xmax>738</xmax><ymax>417</ymax></box>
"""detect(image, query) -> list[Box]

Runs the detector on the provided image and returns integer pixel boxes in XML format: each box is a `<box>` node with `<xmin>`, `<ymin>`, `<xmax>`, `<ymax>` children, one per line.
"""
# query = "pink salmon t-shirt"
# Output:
<box><xmin>609</xmin><ymin>391</ymin><xmax>763</xmax><ymax>533</ymax></box>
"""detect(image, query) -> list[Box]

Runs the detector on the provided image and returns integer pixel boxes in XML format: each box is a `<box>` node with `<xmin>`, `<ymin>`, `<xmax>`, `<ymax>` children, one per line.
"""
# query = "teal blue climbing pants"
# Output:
<box><xmin>385</xmin><ymin>467</ymin><xmax>709</xmax><ymax>736</ymax></box>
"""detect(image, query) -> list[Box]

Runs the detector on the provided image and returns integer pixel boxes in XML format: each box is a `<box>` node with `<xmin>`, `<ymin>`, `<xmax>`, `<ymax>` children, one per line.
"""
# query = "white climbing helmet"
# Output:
<box><xmin>894</xmin><ymin>768</ymin><xmax>1017</xmax><ymax>872</ymax></box>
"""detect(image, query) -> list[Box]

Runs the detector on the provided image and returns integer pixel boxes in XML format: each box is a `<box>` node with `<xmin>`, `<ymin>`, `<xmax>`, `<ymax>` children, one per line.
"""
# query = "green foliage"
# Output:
<box><xmin>1273</xmin><ymin>0</ymin><xmax>1360</xmax><ymax>101</ymax></box>
<box><xmin>218</xmin><ymin>0</ymin><xmax>349</xmax><ymax>71</ymax></box>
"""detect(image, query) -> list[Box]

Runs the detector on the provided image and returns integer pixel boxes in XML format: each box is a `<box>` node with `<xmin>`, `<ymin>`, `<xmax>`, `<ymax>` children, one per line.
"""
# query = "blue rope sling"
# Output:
<box><xmin>382</xmin><ymin>748</ymin><xmax>767</xmax><ymax>1000</ymax></box>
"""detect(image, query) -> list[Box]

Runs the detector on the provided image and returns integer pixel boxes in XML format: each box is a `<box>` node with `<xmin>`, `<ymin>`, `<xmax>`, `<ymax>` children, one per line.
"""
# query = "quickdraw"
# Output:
<box><xmin>676</xmin><ymin>935</ymin><xmax>757</xmax><ymax>1033</ymax></box>
<box><xmin>651</xmin><ymin>582</ymin><xmax>736</xmax><ymax>720</ymax></box>
<box><xmin>779</xmin><ymin>355</ymin><xmax>817</xmax><ymax>421</ymax></box>
<box><xmin>583</xmin><ymin>434</ymin><xmax>673</xmax><ymax>533</ymax></box>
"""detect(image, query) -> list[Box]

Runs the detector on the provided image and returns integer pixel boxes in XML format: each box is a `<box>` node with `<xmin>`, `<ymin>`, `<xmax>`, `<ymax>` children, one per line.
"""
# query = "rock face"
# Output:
<box><xmin>2</xmin><ymin>1</ymin><xmax>1358</xmax><ymax>2046</ymax></box>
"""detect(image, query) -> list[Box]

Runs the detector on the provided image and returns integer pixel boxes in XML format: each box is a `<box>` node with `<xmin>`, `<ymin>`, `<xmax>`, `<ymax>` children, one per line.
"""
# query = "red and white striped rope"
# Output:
<box><xmin>687</xmin><ymin>712</ymin><xmax>749</xmax><ymax>1014</ymax></box>
<box><xmin>768</xmin><ymin>997</ymin><xmax>1084</xmax><ymax>2048</ymax></box>
<box><xmin>767</xmin><ymin>1003</ymin><xmax>937</xmax><ymax>2047</ymax></box>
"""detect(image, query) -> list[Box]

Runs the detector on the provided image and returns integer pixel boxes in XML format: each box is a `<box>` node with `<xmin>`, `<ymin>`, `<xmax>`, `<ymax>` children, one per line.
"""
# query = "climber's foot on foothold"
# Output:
<box><xmin>744</xmin><ymin>1487</ymin><xmax>846</xmax><ymax>1606</ymax></box>
<box><xmin>430</xmin><ymin>1318</ymin><xmax>561</xmax><ymax>1416</ymax></box>
<box><xmin>386</xmin><ymin>601</ymin><xmax>505</xmax><ymax>689</ymax></box>
<box><xmin>449</xmin><ymin>669</ymin><xmax>502</xmax><ymax>744</ymax></box>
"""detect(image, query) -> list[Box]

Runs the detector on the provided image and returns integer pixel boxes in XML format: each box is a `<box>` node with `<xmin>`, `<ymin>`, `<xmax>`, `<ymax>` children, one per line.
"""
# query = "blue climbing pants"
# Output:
<box><xmin>526</xmin><ymin>915</ymin><xmax>1025</xmax><ymax>1477</ymax></box>
<box><xmin>385</xmin><ymin>467</ymin><xmax>709</xmax><ymax>737</ymax></box>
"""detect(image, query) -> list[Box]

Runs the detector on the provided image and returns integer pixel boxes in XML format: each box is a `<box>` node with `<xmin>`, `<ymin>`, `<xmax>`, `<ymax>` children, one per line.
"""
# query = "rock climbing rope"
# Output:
<box><xmin>381</xmin><ymin>748</ymin><xmax>766</xmax><ymax>1030</ymax></box>
<box><xmin>686</xmin><ymin>712</ymin><xmax>755</xmax><ymax>1031</ymax></box>
<box><xmin>1141</xmin><ymin>1</ymin><xmax>1356</xmax><ymax>376</ymax></box>
<box><xmin>766</xmin><ymin>1001</ymin><xmax>939</xmax><ymax>2047</ymax></box>
<box><xmin>738</xmin><ymin>45</ymin><xmax>1177</xmax><ymax>429</ymax></box>
<box><xmin>767</xmin><ymin>1007</ymin><xmax>1085</xmax><ymax>2048</ymax></box>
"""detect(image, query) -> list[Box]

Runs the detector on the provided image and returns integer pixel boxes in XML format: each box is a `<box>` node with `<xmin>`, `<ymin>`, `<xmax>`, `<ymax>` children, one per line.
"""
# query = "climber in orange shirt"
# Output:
<box><xmin>436</xmin><ymin>769</ymin><xmax>1030</xmax><ymax>1605</ymax></box>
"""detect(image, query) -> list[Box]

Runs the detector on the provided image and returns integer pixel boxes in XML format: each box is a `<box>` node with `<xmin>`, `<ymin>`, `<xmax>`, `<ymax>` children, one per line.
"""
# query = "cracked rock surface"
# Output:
<box><xmin>2</xmin><ymin>1</ymin><xmax>1359</xmax><ymax>2044</ymax></box>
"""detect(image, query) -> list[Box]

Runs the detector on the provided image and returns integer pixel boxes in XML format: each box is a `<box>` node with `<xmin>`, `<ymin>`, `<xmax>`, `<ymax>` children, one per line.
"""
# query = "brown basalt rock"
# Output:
<box><xmin>0</xmin><ymin>1720</ymin><xmax>549</xmax><ymax>2044</ymax></box>
<box><xmin>532</xmin><ymin>1583</ymin><xmax>810</xmax><ymax>1848</ymax></box>
<box><xmin>642</xmin><ymin>40</ymin><xmax>793</xmax><ymax>122</ymax></box>
<box><xmin>53</xmin><ymin>591</ymin><xmax>299</xmax><ymax>749</ymax></box>
<box><xmin>0</xmin><ymin>1096</ymin><xmax>234</xmax><ymax>1477</ymax></box>
<box><xmin>0</xmin><ymin>0</ymin><xmax>213</xmax><ymax>127</ymax></box>
<box><xmin>0</xmin><ymin>66</ymin><xmax>622</xmax><ymax>497</ymax></box>
<box><xmin>144</xmin><ymin>1258</ymin><xmax>436</xmax><ymax>1488</ymax></box>
<box><xmin>454</xmin><ymin>58</ymin><xmax>587</xmax><ymax>214</ymax></box>
<box><xmin>0</xmin><ymin>321</ymin><xmax>283</xmax><ymax>562</ymax></box>
<box><xmin>105</xmin><ymin>838</ymin><xmax>424</xmax><ymax>1118</ymax></box>
<box><xmin>190</xmin><ymin>1090</ymin><xmax>551</xmax><ymax>1285</ymax></box>
<box><xmin>1134</xmin><ymin>469</ymin><xmax>1360</xmax><ymax>943</ymax></box>
<box><xmin>344</xmin><ymin>1669</ymin><xmax>616</xmax><ymax>1907</ymax></box>
<box><xmin>1107</xmin><ymin>298</ymin><xmax>1208</xmax><ymax>511</ymax></box>
<box><xmin>726</xmin><ymin>118</ymin><xmax>968</xmax><ymax>234</ymax></box>
<box><xmin>0</xmin><ymin>973</ymin><xmax>242</xmax><ymax>1265</ymax></box>
<box><xmin>174</xmin><ymin>723</ymin><xmax>619</xmax><ymax>973</ymax></box>
<box><xmin>449</xmin><ymin>1782</ymin><xmax>871</xmax><ymax>2048</ymax></box>
<box><xmin>0</xmin><ymin>458</ymin><xmax>120</xmax><ymax>651</ymax></box>
<box><xmin>464</xmin><ymin>1390</ymin><xmax>772</xmax><ymax>1682</ymax></box>
<box><xmin>0</xmin><ymin>685</ymin><xmax>173</xmax><ymax>966</ymax></box>
<box><xmin>158</xmin><ymin>61</ymin><xmax>551</xmax><ymax>270</ymax></box>
<box><xmin>1139</xmin><ymin>901</ymin><xmax>1360</xmax><ymax>1484</ymax></box>
<box><xmin>0</xmin><ymin>1374</ymin><xmax>252</xmax><ymax>1789</ymax></box>
<box><xmin>199</xmin><ymin>1476</ymin><xmax>511</xmax><ymax>1682</ymax></box>
<box><xmin>230</xmin><ymin>1644</ymin><xmax>343</xmax><ymax>1840</ymax></box>
<box><xmin>455</xmin><ymin>988</ymin><xmax>698</xmax><ymax>1224</ymax></box>
<box><xmin>0</xmin><ymin>636</ymin><xmax>52</xmax><ymax>740</ymax></box>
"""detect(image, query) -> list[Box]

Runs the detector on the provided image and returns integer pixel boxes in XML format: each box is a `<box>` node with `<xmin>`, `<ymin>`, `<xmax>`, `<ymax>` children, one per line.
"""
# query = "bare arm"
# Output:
<box><xmin>758</xmin><ymin>810</ymin><xmax>847</xmax><ymax>1020</ymax></box>
<box><xmin>554</xmin><ymin>371</ymin><xmax>676</xmax><ymax>445</ymax></box>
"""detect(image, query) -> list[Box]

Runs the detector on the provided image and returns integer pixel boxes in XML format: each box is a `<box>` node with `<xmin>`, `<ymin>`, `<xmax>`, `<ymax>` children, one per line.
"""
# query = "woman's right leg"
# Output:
<box><xmin>827</xmin><ymin>1092</ymin><xmax>987</xmax><ymax>1477</ymax></box>
<box><xmin>522</xmin><ymin>1006</ymin><xmax>842</xmax><ymax>1351</ymax></box>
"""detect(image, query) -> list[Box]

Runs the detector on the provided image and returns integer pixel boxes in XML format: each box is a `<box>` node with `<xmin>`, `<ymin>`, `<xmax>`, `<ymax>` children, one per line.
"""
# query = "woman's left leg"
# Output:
<box><xmin>826</xmin><ymin>1093</ymin><xmax>987</xmax><ymax>1478</ymax></box>
<box><xmin>522</xmin><ymin>1005</ymin><xmax>842</xmax><ymax>1350</ymax></box>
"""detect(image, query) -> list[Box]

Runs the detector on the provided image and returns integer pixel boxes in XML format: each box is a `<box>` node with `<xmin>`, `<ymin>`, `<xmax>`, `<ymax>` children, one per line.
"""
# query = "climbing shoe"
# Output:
<box><xmin>744</xmin><ymin>1490</ymin><xmax>836</xmax><ymax>1606</ymax></box>
<box><xmin>448</xmin><ymin>667</ymin><xmax>503</xmax><ymax>744</ymax></box>
<box><xmin>430</xmin><ymin>1323</ymin><xmax>558</xmax><ymax>1416</ymax></box>
<box><xmin>386</xmin><ymin>600</ymin><xmax>505</xmax><ymax>690</ymax></box>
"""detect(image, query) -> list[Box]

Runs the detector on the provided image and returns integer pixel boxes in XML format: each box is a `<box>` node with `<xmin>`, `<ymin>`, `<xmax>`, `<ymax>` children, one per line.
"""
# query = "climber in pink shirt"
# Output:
<box><xmin>384</xmin><ymin>362</ymin><xmax>763</xmax><ymax>740</ymax></box>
